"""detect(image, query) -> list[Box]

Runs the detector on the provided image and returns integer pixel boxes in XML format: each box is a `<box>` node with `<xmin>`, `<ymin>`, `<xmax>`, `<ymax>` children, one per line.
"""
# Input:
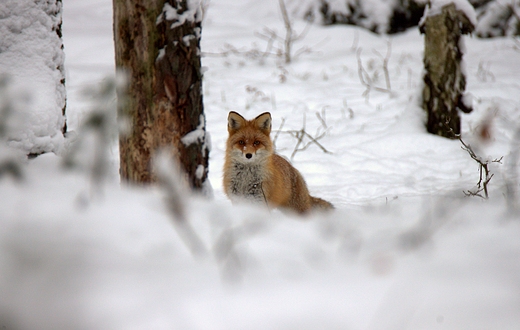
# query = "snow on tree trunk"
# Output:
<box><xmin>0</xmin><ymin>0</ymin><xmax>67</xmax><ymax>156</ymax></box>
<box><xmin>420</xmin><ymin>2</ymin><xmax>475</xmax><ymax>139</ymax></box>
<box><xmin>114</xmin><ymin>0</ymin><xmax>210</xmax><ymax>190</ymax></box>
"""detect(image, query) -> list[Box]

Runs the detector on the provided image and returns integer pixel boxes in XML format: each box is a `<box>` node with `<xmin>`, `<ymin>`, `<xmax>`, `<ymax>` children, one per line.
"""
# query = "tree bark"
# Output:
<box><xmin>420</xmin><ymin>3</ymin><xmax>474</xmax><ymax>138</ymax></box>
<box><xmin>113</xmin><ymin>0</ymin><xmax>209</xmax><ymax>189</ymax></box>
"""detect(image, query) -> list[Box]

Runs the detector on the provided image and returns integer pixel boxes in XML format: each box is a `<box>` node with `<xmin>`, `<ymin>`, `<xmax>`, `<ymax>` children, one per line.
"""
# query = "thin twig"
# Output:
<box><xmin>455</xmin><ymin>133</ymin><xmax>503</xmax><ymax>199</ymax></box>
<box><xmin>351</xmin><ymin>30</ymin><xmax>359</xmax><ymax>52</ymax></box>
<box><xmin>316</xmin><ymin>109</ymin><xmax>327</xmax><ymax>128</ymax></box>
<box><xmin>373</xmin><ymin>40</ymin><xmax>392</xmax><ymax>91</ymax></box>
<box><xmin>357</xmin><ymin>48</ymin><xmax>392</xmax><ymax>101</ymax></box>
<box><xmin>279</xmin><ymin>0</ymin><xmax>292</xmax><ymax>64</ymax></box>
<box><xmin>289</xmin><ymin>129</ymin><xmax>305</xmax><ymax>160</ymax></box>
<box><xmin>301</xmin><ymin>131</ymin><xmax>332</xmax><ymax>154</ymax></box>
<box><xmin>277</xmin><ymin>112</ymin><xmax>333</xmax><ymax>160</ymax></box>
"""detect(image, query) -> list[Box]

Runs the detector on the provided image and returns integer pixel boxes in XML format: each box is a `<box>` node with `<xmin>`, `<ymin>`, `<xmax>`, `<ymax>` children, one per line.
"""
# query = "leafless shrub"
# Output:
<box><xmin>62</xmin><ymin>77</ymin><xmax>126</xmax><ymax>200</ymax></box>
<box><xmin>273</xmin><ymin>111</ymin><xmax>332</xmax><ymax>161</ymax></box>
<box><xmin>254</xmin><ymin>0</ymin><xmax>313</xmax><ymax>64</ymax></box>
<box><xmin>214</xmin><ymin>43</ymin><xmax>271</xmax><ymax>62</ymax></box>
<box><xmin>245</xmin><ymin>85</ymin><xmax>271</xmax><ymax>109</ymax></box>
<box><xmin>373</xmin><ymin>40</ymin><xmax>392</xmax><ymax>91</ymax></box>
<box><xmin>341</xmin><ymin>98</ymin><xmax>355</xmax><ymax>120</ymax></box>
<box><xmin>505</xmin><ymin>125</ymin><xmax>520</xmax><ymax>212</ymax></box>
<box><xmin>399</xmin><ymin>197</ymin><xmax>462</xmax><ymax>251</ymax></box>
<box><xmin>202</xmin><ymin>0</ymin><xmax>321</xmax><ymax>65</ymax></box>
<box><xmin>497</xmin><ymin>110</ymin><xmax>520</xmax><ymax>212</ymax></box>
<box><xmin>154</xmin><ymin>149</ymin><xmax>207</xmax><ymax>257</ymax></box>
<box><xmin>350</xmin><ymin>30</ymin><xmax>359</xmax><ymax>53</ymax></box>
<box><xmin>356</xmin><ymin>40</ymin><xmax>394</xmax><ymax>101</ymax></box>
<box><xmin>455</xmin><ymin>133</ymin><xmax>503</xmax><ymax>199</ymax></box>
<box><xmin>213</xmin><ymin>218</ymin><xmax>267</xmax><ymax>282</ymax></box>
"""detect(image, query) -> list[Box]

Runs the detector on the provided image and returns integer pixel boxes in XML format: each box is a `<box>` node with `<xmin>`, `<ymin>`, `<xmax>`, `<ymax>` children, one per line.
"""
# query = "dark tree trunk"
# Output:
<box><xmin>113</xmin><ymin>0</ymin><xmax>209</xmax><ymax>189</ymax></box>
<box><xmin>420</xmin><ymin>3</ymin><xmax>474</xmax><ymax>138</ymax></box>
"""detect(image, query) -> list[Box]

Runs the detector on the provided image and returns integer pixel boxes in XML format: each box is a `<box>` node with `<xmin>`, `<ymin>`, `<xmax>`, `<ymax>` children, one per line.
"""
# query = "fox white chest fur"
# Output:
<box><xmin>226</xmin><ymin>161</ymin><xmax>267</xmax><ymax>203</ymax></box>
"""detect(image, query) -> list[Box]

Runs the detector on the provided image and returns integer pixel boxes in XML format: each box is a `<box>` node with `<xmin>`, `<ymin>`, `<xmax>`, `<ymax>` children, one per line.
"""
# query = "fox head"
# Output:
<box><xmin>227</xmin><ymin>111</ymin><xmax>273</xmax><ymax>163</ymax></box>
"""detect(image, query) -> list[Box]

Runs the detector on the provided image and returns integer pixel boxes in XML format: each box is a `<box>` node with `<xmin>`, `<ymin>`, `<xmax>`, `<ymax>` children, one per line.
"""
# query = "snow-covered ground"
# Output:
<box><xmin>1</xmin><ymin>0</ymin><xmax>520</xmax><ymax>328</ymax></box>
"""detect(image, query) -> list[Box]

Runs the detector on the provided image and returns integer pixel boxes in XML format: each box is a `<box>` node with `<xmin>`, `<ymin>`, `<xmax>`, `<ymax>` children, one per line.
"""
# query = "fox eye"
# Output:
<box><xmin>253</xmin><ymin>141</ymin><xmax>260</xmax><ymax>146</ymax></box>
<box><xmin>238</xmin><ymin>140</ymin><xmax>245</xmax><ymax>145</ymax></box>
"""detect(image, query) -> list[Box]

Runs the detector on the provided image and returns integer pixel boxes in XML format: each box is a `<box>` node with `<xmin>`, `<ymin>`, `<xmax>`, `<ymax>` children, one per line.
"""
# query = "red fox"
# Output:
<box><xmin>223</xmin><ymin>111</ymin><xmax>334</xmax><ymax>214</ymax></box>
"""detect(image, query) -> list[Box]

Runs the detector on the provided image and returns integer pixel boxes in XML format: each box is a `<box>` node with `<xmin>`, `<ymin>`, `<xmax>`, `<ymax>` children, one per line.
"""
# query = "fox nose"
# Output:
<box><xmin>245</xmin><ymin>153</ymin><xmax>252</xmax><ymax>159</ymax></box>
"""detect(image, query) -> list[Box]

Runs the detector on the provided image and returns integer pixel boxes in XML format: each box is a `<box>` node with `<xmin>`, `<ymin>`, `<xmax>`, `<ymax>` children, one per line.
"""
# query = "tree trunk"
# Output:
<box><xmin>113</xmin><ymin>0</ymin><xmax>209</xmax><ymax>189</ymax></box>
<box><xmin>420</xmin><ymin>3</ymin><xmax>474</xmax><ymax>138</ymax></box>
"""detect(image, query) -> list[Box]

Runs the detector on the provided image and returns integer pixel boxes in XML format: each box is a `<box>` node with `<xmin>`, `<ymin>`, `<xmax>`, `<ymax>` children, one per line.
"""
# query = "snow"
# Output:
<box><xmin>195</xmin><ymin>164</ymin><xmax>205</xmax><ymax>179</ymax></box>
<box><xmin>0</xmin><ymin>0</ymin><xmax>66</xmax><ymax>155</ymax></box>
<box><xmin>183</xmin><ymin>34</ymin><xmax>197</xmax><ymax>46</ymax></box>
<box><xmin>1</xmin><ymin>0</ymin><xmax>520</xmax><ymax>328</ymax></box>
<box><xmin>157</xmin><ymin>1</ymin><xmax>202</xmax><ymax>28</ymax></box>
<box><xmin>181</xmin><ymin>114</ymin><xmax>208</xmax><ymax>153</ymax></box>
<box><xmin>421</xmin><ymin>0</ymin><xmax>477</xmax><ymax>26</ymax></box>
<box><xmin>157</xmin><ymin>47</ymin><xmax>166</xmax><ymax>61</ymax></box>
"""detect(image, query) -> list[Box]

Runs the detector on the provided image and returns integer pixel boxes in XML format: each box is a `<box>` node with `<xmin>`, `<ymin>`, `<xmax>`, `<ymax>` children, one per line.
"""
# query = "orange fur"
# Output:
<box><xmin>223</xmin><ymin>111</ymin><xmax>334</xmax><ymax>214</ymax></box>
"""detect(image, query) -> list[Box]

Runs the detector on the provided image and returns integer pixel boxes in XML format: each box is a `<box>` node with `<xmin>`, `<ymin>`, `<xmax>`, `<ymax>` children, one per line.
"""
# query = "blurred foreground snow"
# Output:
<box><xmin>1</xmin><ymin>153</ymin><xmax>519</xmax><ymax>329</ymax></box>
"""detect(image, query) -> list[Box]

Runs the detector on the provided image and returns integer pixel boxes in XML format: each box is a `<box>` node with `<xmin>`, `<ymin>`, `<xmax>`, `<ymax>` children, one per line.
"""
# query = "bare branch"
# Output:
<box><xmin>204</xmin><ymin>1</ymin><xmax>317</xmax><ymax>65</ymax></box>
<box><xmin>357</xmin><ymin>48</ymin><xmax>392</xmax><ymax>101</ymax></box>
<box><xmin>289</xmin><ymin>129</ymin><xmax>305</xmax><ymax>160</ymax></box>
<box><xmin>373</xmin><ymin>40</ymin><xmax>392</xmax><ymax>91</ymax></box>
<box><xmin>293</xmin><ymin>18</ymin><xmax>312</xmax><ymax>42</ymax></box>
<box><xmin>351</xmin><ymin>30</ymin><xmax>359</xmax><ymax>52</ymax></box>
<box><xmin>301</xmin><ymin>130</ymin><xmax>333</xmax><ymax>154</ymax></box>
<box><xmin>455</xmin><ymin>132</ymin><xmax>502</xmax><ymax>199</ymax></box>
<box><xmin>279</xmin><ymin>0</ymin><xmax>292</xmax><ymax>64</ymax></box>
<box><xmin>154</xmin><ymin>150</ymin><xmax>207</xmax><ymax>256</ymax></box>
<box><xmin>272</xmin><ymin>117</ymin><xmax>286</xmax><ymax>147</ymax></box>
<box><xmin>316</xmin><ymin>109</ymin><xmax>327</xmax><ymax>128</ymax></box>
<box><xmin>273</xmin><ymin>112</ymin><xmax>332</xmax><ymax>160</ymax></box>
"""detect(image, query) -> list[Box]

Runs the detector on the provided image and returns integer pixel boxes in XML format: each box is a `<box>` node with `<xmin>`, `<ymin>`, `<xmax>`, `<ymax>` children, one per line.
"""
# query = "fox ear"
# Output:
<box><xmin>254</xmin><ymin>112</ymin><xmax>272</xmax><ymax>135</ymax></box>
<box><xmin>228</xmin><ymin>111</ymin><xmax>246</xmax><ymax>133</ymax></box>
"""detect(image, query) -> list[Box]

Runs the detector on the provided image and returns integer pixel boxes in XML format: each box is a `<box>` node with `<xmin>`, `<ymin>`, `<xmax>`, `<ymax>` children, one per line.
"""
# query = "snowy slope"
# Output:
<box><xmin>201</xmin><ymin>0</ymin><xmax>520</xmax><ymax>206</ymax></box>
<box><xmin>0</xmin><ymin>0</ymin><xmax>520</xmax><ymax>329</ymax></box>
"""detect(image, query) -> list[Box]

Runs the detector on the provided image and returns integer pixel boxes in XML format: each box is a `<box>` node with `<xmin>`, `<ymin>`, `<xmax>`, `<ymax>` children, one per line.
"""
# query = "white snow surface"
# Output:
<box><xmin>1</xmin><ymin>0</ymin><xmax>520</xmax><ymax>328</ymax></box>
<box><xmin>0</xmin><ymin>0</ymin><xmax>66</xmax><ymax>155</ymax></box>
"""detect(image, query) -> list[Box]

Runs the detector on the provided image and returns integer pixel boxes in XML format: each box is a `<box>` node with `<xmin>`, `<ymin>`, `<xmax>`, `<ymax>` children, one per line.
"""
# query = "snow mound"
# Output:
<box><xmin>0</xmin><ymin>0</ymin><xmax>66</xmax><ymax>155</ymax></box>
